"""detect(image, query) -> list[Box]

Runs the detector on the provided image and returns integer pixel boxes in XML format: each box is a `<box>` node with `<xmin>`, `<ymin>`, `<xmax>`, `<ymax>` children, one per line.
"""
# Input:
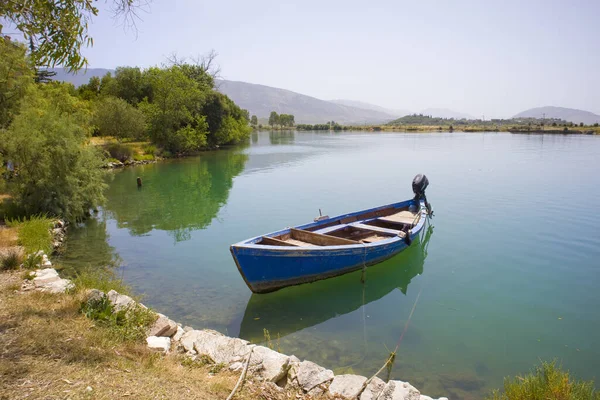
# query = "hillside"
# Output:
<box><xmin>330</xmin><ymin>99</ymin><xmax>410</xmax><ymax>118</ymax></box>
<box><xmin>420</xmin><ymin>108</ymin><xmax>473</xmax><ymax>119</ymax></box>
<box><xmin>49</xmin><ymin>68</ymin><xmax>401</xmax><ymax>124</ymax></box>
<box><xmin>514</xmin><ymin>106</ymin><xmax>600</xmax><ymax>125</ymax></box>
<box><xmin>217</xmin><ymin>80</ymin><xmax>398</xmax><ymax>124</ymax></box>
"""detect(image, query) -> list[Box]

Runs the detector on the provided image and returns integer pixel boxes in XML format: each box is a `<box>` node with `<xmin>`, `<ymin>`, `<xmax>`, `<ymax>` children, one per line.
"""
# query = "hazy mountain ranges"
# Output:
<box><xmin>50</xmin><ymin>68</ymin><xmax>599</xmax><ymax>125</ymax></box>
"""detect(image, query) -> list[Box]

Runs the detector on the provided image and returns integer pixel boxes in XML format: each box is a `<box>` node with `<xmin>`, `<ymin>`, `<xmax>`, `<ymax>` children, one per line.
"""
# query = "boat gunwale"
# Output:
<box><xmin>230</xmin><ymin>199</ymin><xmax>427</xmax><ymax>252</ymax></box>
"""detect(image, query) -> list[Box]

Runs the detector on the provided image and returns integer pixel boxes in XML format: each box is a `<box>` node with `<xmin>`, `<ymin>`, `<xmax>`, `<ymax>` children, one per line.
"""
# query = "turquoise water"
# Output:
<box><xmin>62</xmin><ymin>131</ymin><xmax>600</xmax><ymax>399</ymax></box>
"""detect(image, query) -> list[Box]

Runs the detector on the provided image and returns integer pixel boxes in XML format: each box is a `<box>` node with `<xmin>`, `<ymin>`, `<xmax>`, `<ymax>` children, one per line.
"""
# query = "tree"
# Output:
<box><xmin>0</xmin><ymin>1</ymin><xmax>147</xmax><ymax>71</ymax></box>
<box><xmin>279</xmin><ymin>114</ymin><xmax>295</xmax><ymax>127</ymax></box>
<box><xmin>269</xmin><ymin>111</ymin><xmax>279</xmax><ymax>128</ymax></box>
<box><xmin>0</xmin><ymin>38</ymin><xmax>32</xmax><ymax>129</ymax></box>
<box><xmin>93</xmin><ymin>96</ymin><xmax>146</xmax><ymax>140</ymax></box>
<box><xmin>100</xmin><ymin>67</ymin><xmax>147</xmax><ymax>105</ymax></box>
<box><xmin>0</xmin><ymin>83</ymin><xmax>106</xmax><ymax>220</ymax></box>
<box><xmin>241</xmin><ymin>109</ymin><xmax>250</xmax><ymax>122</ymax></box>
<box><xmin>201</xmin><ymin>91</ymin><xmax>251</xmax><ymax>147</ymax></box>
<box><xmin>250</xmin><ymin>115</ymin><xmax>258</xmax><ymax>127</ymax></box>
<box><xmin>78</xmin><ymin>76</ymin><xmax>101</xmax><ymax>100</ymax></box>
<box><xmin>166</xmin><ymin>50</ymin><xmax>221</xmax><ymax>90</ymax></box>
<box><xmin>138</xmin><ymin>66</ymin><xmax>208</xmax><ymax>153</ymax></box>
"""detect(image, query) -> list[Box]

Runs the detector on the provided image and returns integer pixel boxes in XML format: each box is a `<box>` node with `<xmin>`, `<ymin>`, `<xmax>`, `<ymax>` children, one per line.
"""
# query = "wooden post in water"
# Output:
<box><xmin>137</xmin><ymin>177</ymin><xmax>142</xmax><ymax>188</ymax></box>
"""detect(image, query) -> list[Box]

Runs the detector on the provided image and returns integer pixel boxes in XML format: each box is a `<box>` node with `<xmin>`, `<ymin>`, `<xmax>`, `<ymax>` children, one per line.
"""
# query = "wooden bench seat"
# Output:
<box><xmin>378</xmin><ymin>211</ymin><xmax>419</xmax><ymax>225</ymax></box>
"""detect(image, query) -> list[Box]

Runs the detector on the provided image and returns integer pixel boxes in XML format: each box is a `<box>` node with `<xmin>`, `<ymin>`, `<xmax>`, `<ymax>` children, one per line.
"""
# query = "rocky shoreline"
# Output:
<box><xmin>103</xmin><ymin>158</ymin><xmax>159</xmax><ymax>169</ymax></box>
<box><xmin>19</xmin><ymin>256</ymin><xmax>448</xmax><ymax>400</ymax></box>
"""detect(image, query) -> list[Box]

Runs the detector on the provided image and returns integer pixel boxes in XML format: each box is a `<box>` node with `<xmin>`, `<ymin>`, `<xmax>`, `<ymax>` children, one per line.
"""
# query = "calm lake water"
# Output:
<box><xmin>62</xmin><ymin>131</ymin><xmax>600</xmax><ymax>399</ymax></box>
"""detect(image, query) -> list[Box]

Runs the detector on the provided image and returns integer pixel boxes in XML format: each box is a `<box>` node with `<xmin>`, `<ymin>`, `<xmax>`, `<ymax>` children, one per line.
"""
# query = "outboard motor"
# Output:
<box><xmin>412</xmin><ymin>174</ymin><xmax>433</xmax><ymax>217</ymax></box>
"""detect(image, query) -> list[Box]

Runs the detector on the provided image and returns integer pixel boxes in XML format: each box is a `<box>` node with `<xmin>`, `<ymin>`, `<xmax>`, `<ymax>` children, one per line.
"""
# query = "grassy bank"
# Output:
<box><xmin>0</xmin><ymin>270</ymin><xmax>282</xmax><ymax>399</ymax></box>
<box><xmin>0</xmin><ymin>222</ymin><xmax>319</xmax><ymax>399</ymax></box>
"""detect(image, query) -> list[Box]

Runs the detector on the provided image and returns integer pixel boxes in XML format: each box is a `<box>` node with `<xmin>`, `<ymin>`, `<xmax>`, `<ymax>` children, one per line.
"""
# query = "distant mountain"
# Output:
<box><xmin>217</xmin><ymin>80</ymin><xmax>398</xmax><ymax>124</ymax></box>
<box><xmin>514</xmin><ymin>106</ymin><xmax>600</xmax><ymax>125</ymax></box>
<box><xmin>419</xmin><ymin>108</ymin><xmax>474</xmax><ymax>120</ymax></box>
<box><xmin>330</xmin><ymin>99</ymin><xmax>410</xmax><ymax>118</ymax></box>
<box><xmin>50</xmin><ymin>68</ymin><xmax>114</xmax><ymax>86</ymax></box>
<box><xmin>49</xmin><ymin>68</ymin><xmax>401</xmax><ymax>124</ymax></box>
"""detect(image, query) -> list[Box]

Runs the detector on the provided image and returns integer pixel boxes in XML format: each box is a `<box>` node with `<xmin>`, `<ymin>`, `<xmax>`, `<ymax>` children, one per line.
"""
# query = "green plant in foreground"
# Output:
<box><xmin>488</xmin><ymin>361</ymin><xmax>599</xmax><ymax>400</ymax></box>
<box><xmin>81</xmin><ymin>295</ymin><xmax>156</xmax><ymax>342</ymax></box>
<box><xmin>7</xmin><ymin>215</ymin><xmax>53</xmax><ymax>255</ymax></box>
<box><xmin>21</xmin><ymin>253</ymin><xmax>43</xmax><ymax>270</ymax></box>
<box><xmin>1</xmin><ymin>250</ymin><xmax>23</xmax><ymax>270</ymax></box>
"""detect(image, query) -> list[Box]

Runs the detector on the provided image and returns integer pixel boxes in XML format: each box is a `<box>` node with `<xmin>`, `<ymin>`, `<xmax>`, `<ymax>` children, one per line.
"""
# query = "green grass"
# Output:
<box><xmin>7</xmin><ymin>215</ymin><xmax>53</xmax><ymax>255</ymax></box>
<box><xmin>488</xmin><ymin>361</ymin><xmax>599</xmax><ymax>400</ymax></box>
<box><xmin>80</xmin><ymin>294</ymin><xmax>157</xmax><ymax>342</ymax></box>
<box><xmin>70</xmin><ymin>266</ymin><xmax>131</xmax><ymax>295</ymax></box>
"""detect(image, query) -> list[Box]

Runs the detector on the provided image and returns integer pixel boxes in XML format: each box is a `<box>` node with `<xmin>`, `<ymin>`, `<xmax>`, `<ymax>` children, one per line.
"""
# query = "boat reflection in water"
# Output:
<box><xmin>238</xmin><ymin>224</ymin><xmax>434</xmax><ymax>343</ymax></box>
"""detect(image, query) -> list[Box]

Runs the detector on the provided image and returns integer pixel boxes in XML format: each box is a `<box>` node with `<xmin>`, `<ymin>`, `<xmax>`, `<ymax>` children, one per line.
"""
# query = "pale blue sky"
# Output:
<box><xmin>25</xmin><ymin>1</ymin><xmax>600</xmax><ymax>117</ymax></box>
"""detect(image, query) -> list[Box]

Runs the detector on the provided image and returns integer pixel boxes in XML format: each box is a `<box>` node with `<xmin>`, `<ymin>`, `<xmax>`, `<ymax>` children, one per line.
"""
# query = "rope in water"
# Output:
<box><xmin>357</xmin><ymin>286</ymin><xmax>423</xmax><ymax>395</ymax></box>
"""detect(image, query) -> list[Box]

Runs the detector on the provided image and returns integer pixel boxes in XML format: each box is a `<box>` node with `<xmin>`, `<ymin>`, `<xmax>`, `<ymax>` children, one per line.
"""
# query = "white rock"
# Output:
<box><xmin>41</xmin><ymin>254</ymin><xmax>52</xmax><ymax>267</ymax></box>
<box><xmin>32</xmin><ymin>268</ymin><xmax>73</xmax><ymax>293</ymax></box>
<box><xmin>33</xmin><ymin>268</ymin><xmax>59</xmax><ymax>284</ymax></box>
<box><xmin>39</xmin><ymin>279</ymin><xmax>74</xmax><ymax>294</ymax></box>
<box><xmin>107</xmin><ymin>290</ymin><xmax>135</xmax><ymax>311</ymax></box>
<box><xmin>247</xmin><ymin>346</ymin><xmax>290</xmax><ymax>382</ymax></box>
<box><xmin>192</xmin><ymin>330</ymin><xmax>254</xmax><ymax>365</ymax></box>
<box><xmin>146</xmin><ymin>336</ymin><xmax>171</xmax><ymax>353</ymax></box>
<box><xmin>147</xmin><ymin>313</ymin><xmax>178</xmax><ymax>337</ymax></box>
<box><xmin>360</xmin><ymin>377</ymin><xmax>386</xmax><ymax>400</ymax></box>
<box><xmin>295</xmin><ymin>360</ymin><xmax>334</xmax><ymax>393</ymax></box>
<box><xmin>180</xmin><ymin>330</ymin><xmax>203</xmax><ymax>353</ymax></box>
<box><xmin>172</xmin><ymin>326</ymin><xmax>185</xmax><ymax>342</ymax></box>
<box><xmin>378</xmin><ymin>380</ymin><xmax>420</xmax><ymax>400</ymax></box>
<box><xmin>329</xmin><ymin>374</ymin><xmax>368</xmax><ymax>399</ymax></box>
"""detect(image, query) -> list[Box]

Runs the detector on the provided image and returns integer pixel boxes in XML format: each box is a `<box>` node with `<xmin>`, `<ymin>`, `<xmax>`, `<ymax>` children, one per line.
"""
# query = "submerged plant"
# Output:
<box><xmin>488</xmin><ymin>361</ymin><xmax>599</xmax><ymax>400</ymax></box>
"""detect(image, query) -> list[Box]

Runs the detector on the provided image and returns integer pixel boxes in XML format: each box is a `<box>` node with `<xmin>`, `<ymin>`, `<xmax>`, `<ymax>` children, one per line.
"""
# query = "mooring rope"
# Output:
<box><xmin>226</xmin><ymin>347</ymin><xmax>254</xmax><ymax>400</ymax></box>
<box><xmin>357</xmin><ymin>286</ymin><xmax>423</xmax><ymax>396</ymax></box>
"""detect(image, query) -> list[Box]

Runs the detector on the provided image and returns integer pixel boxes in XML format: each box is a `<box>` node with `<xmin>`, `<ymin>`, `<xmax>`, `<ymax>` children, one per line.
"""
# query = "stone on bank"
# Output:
<box><xmin>146</xmin><ymin>336</ymin><xmax>171</xmax><ymax>353</ymax></box>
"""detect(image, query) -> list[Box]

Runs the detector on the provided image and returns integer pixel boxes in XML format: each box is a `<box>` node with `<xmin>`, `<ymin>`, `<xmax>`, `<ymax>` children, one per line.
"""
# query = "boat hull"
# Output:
<box><xmin>230</xmin><ymin>200</ymin><xmax>427</xmax><ymax>293</ymax></box>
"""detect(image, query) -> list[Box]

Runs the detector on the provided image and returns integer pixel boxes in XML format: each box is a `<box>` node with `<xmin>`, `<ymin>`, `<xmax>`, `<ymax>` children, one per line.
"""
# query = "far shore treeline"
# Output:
<box><xmin>0</xmin><ymin>37</ymin><xmax>251</xmax><ymax>222</ymax></box>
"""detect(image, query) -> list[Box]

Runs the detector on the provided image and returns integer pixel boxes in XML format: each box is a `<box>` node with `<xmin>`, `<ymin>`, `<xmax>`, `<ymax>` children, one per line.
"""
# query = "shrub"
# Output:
<box><xmin>142</xmin><ymin>144</ymin><xmax>157</xmax><ymax>156</ymax></box>
<box><xmin>105</xmin><ymin>142</ymin><xmax>134</xmax><ymax>162</ymax></box>
<box><xmin>1</xmin><ymin>249</ymin><xmax>23</xmax><ymax>270</ymax></box>
<box><xmin>488</xmin><ymin>361</ymin><xmax>599</xmax><ymax>400</ymax></box>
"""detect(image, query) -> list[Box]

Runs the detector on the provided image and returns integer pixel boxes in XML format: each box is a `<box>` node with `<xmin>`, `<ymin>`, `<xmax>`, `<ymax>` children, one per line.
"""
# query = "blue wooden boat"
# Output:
<box><xmin>230</xmin><ymin>175</ymin><xmax>432</xmax><ymax>293</ymax></box>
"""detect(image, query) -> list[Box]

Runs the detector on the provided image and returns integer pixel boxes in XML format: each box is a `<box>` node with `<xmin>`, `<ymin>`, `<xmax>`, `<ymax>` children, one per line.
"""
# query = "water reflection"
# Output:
<box><xmin>269</xmin><ymin>130</ymin><xmax>295</xmax><ymax>145</ymax></box>
<box><xmin>59</xmin><ymin>213</ymin><xmax>120</xmax><ymax>272</ymax></box>
<box><xmin>237</xmin><ymin>225</ymin><xmax>433</xmax><ymax>342</ymax></box>
<box><xmin>103</xmin><ymin>150</ymin><xmax>248</xmax><ymax>242</ymax></box>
